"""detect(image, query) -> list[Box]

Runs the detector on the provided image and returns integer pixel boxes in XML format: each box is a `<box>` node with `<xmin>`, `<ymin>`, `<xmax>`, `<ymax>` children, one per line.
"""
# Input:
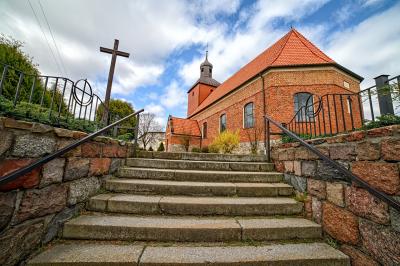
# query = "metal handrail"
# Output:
<box><xmin>264</xmin><ymin>114</ymin><xmax>400</xmax><ymax>212</ymax></box>
<box><xmin>0</xmin><ymin>108</ymin><xmax>144</xmax><ymax>186</ymax></box>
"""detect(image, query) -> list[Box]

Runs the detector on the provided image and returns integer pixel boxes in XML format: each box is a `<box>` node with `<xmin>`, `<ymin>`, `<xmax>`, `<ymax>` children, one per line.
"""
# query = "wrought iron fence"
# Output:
<box><xmin>285</xmin><ymin>75</ymin><xmax>400</xmax><ymax>138</ymax></box>
<box><xmin>0</xmin><ymin>62</ymin><xmax>108</xmax><ymax>130</ymax></box>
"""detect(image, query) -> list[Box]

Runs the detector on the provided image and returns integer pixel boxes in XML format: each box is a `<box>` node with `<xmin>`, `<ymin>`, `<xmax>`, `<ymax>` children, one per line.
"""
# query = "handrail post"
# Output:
<box><xmin>133</xmin><ymin>113</ymin><xmax>140</xmax><ymax>157</ymax></box>
<box><xmin>0</xmin><ymin>65</ymin><xmax>9</xmax><ymax>96</ymax></box>
<box><xmin>266</xmin><ymin>119</ymin><xmax>270</xmax><ymax>162</ymax></box>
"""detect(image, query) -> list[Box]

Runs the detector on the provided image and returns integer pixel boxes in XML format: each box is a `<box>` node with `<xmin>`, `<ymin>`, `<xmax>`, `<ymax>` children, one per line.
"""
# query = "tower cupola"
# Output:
<box><xmin>200</xmin><ymin>51</ymin><xmax>213</xmax><ymax>79</ymax></box>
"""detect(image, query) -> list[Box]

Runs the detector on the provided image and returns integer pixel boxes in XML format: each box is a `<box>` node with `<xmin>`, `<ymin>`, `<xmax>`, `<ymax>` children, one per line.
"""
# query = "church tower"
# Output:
<box><xmin>187</xmin><ymin>50</ymin><xmax>220</xmax><ymax>117</ymax></box>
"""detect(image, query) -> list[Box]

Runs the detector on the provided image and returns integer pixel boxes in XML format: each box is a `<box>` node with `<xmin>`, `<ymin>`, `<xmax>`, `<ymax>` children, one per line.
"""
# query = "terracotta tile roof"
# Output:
<box><xmin>169</xmin><ymin>116</ymin><xmax>201</xmax><ymax>136</ymax></box>
<box><xmin>188</xmin><ymin>29</ymin><xmax>337</xmax><ymax>117</ymax></box>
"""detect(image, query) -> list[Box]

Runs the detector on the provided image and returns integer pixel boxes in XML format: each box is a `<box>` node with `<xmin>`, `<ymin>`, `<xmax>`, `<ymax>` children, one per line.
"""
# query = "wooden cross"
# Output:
<box><xmin>100</xmin><ymin>39</ymin><xmax>130</xmax><ymax>124</ymax></box>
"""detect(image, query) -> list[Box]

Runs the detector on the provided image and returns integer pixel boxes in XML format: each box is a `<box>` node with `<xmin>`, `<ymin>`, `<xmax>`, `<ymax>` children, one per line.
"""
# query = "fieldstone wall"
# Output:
<box><xmin>0</xmin><ymin>117</ymin><xmax>132</xmax><ymax>266</ymax></box>
<box><xmin>272</xmin><ymin>125</ymin><xmax>400</xmax><ymax>266</ymax></box>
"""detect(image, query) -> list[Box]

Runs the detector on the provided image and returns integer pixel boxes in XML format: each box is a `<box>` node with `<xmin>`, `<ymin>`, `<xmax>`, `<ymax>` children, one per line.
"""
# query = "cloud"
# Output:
<box><xmin>144</xmin><ymin>103</ymin><xmax>166</xmax><ymax>127</ymax></box>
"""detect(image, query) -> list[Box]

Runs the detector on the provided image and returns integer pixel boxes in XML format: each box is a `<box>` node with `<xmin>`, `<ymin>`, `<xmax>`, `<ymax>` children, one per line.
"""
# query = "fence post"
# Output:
<box><xmin>266</xmin><ymin>119</ymin><xmax>270</xmax><ymax>162</ymax></box>
<box><xmin>133</xmin><ymin>113</ymin><xmax>140</xmax><ymax>157</ymax></box>
<box><xmin>374</xmin><ymin>74</ymin><xmax>394</xmax><ymax>115</ymax></box>
<box><xmin>0</xmin><ymin>65</ymin><xmax>9</xmax><ymax>96</ymax></box>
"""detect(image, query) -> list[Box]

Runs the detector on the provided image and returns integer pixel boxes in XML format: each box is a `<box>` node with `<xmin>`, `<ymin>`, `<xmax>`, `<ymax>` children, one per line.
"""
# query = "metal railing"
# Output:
<box><xmin>0</xmin><ymin>109</ymin><xmax>144</xmax><ymax>187</ymax></box>
<box><xmin>285</xmin><ymin>75</ymin><xmax>400</xmax><ymax>138</ymax></box>
<box><xmin>264</xmin><ymin>114</ymin><xmax>400</xmax><ymax>212</ymax></box>
<box><xmin>0</xmin><ymin>62</ymin><xmax>109</xmax><ymax>127</ymax></box>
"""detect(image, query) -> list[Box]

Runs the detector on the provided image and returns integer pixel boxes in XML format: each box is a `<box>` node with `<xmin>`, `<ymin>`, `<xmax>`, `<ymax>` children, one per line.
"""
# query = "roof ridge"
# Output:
<box><xmin>291</xmin><ymin>29</ymin><xmax>333</xmax><ymax>63</ymax></box>
<box><xmin>269</xmin><ymin>30</ymin><xmax>294</xmax><ymax>66</ymax></box>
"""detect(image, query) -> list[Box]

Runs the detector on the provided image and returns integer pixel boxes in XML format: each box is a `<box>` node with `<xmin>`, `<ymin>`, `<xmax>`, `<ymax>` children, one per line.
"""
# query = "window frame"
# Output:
<box><xmin>294</xmin><ymin>92</ymin><xmax>315</xmax><ymax>122</ymax></box>
<box><xmin>243</xmin><ymin>102</ymin><xmax>254</xmax><ymax>128</ymax></box>
<box><xmin>219</xmin><ymin>113</ymin><xmax>227</xmax><ymax>132</ymax></box>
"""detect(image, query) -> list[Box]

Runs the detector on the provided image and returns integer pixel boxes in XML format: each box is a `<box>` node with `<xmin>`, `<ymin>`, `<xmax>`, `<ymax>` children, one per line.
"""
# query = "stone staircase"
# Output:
<box><xmin>28</xmin><ymin>152</ymin><xmax>349</xmax><ymax>265</ymax></box>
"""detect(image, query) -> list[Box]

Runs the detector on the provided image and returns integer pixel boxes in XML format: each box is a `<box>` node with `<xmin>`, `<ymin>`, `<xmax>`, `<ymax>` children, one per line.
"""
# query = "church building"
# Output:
<box><xmin>165</xmin><ymin>28</ymin><xmax>363</xmax><ymax>153</ymax></box>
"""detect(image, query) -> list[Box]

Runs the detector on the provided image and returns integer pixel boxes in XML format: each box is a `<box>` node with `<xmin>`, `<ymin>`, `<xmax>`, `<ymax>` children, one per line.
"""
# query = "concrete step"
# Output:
<box><xmin>117</xmin><ymin>167</ymin><xmax>283</xmax><ymax>183</ymax></box>
<box><xmin>63</xmin><ymin>215</ymin><xmax>321</xmax><ymax>242</ymax></box>
<box><xmin>106</xmin><ymin>179</ymin><xmax>293</xmax><ymax>197</ymax></box>
<box><xmin>28</xmin><ymin>242</ymin><xmax>349</xmax><ymax>266</ymax></box>
<box><xmin>126</xmin><ymin>158</ymin><xmax>275</xmax><ymax>171</ymax></box>
<box><xmin>28</xmin><ymin>243</ymin><xmax>143</xmax><ymax>265</ymax></box>
<box><xmin>88</xmin><ymin>194</ymin><xmax>303</xmax><ymax>216</ymax></box>
<box><xmin>137</xmin><ymin>151</ymin><xmax>268</xmax><ymax>162</ymax></box>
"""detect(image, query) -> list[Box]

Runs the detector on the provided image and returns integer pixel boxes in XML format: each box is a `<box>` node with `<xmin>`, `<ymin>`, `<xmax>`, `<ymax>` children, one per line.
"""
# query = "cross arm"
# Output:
<box><xmin>100</xmin><ymin>47</ymin><xmax>113</xmax><ymax>54</ymax></box>
<box><xmin>116</xmin><ymin>51</ymin><xmax>130</xmax><ymax>58</ymax></box>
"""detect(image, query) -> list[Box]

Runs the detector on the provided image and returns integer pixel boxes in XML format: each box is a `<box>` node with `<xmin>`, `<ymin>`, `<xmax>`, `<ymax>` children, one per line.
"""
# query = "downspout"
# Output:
<box><xmin>260</xmin><ymin>73</ymin><xmax>267</xmax><ymax>154</ymax></box>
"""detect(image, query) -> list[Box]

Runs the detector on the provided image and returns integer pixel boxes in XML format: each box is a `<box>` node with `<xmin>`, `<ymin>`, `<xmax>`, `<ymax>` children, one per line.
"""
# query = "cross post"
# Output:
<box><xmin>100</xmin><ymin>39</ymin><xmax>130</xmax><ymax>125</ymax></box>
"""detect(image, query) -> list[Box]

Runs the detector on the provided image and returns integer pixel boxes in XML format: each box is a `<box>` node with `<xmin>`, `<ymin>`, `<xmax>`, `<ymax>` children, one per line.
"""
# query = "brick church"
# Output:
<box><xmin>165</xmin><ymin>28</ymin><xmax>363</xmax><ymax>153</ymax></box>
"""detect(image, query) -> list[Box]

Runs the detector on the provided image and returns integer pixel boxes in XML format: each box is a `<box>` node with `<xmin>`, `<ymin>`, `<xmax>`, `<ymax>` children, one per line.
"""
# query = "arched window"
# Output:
<box><xmin>243</xmin><ymin>102</ymin><xmax>254</xmax><ymax>128</ymax></box>
<box><xmin>202</xmin><ymin>122</ymin><xmax>207</xmax><ymax>139</ymax></box>
<box><xmin>294</xmin><ymin>92</ymin><xmax>314</xmax><ymax>122</ymax></box>
<box><xmin>220</xmin><ymin>114</ymin><xmax>226</xmax><ymax>132</ymax></box>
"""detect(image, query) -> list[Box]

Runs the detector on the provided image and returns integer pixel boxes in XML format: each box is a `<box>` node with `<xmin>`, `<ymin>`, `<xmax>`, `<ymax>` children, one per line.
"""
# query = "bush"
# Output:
<box><xmin>209</xmin><ymin>130</ymin><xmax>240</xmax><ymax>154</ymax></box>
<box><xmin>362</xmin><ymin>114</ymin><xmax>400</xmax><ymax>130</ymax></box>
<box><xmin>117</xmin><ymin>133</ymin><xmax>134</xmax><ymax>141</ymax></box>
<box><xmin>191</xmin><ymin>147</ymin><xmax>201</xmax><ymax>153</ymax></box>
<box><xmin>201</xmin><ymin>146</ymin><xmax>209</xmax><ymax>153</ymax></box>
<box><xmin>157</xmin><ymin>142</ymin><xmax>165</xmax><ymax>152</ymax></box>
<box><xmin>148</xmin><ymin>146</ymin><xmax>153</xmax><ymax>151</ymax></box>
<box><xmin>208</xmin><ymin>143</ymin><xmax>220</xmax><ymax>153</ymax></box>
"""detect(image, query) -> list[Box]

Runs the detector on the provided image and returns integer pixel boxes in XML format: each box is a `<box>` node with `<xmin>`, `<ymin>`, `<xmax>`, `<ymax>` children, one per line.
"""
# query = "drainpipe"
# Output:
<box><xmin>260</xmin><ymin>73</ymin><xmax>267</xmax><ymax>154</ymax></box>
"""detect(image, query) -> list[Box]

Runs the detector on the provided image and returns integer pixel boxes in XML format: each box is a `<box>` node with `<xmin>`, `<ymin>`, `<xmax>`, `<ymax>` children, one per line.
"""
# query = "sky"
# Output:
<box><xmin>1</xmin><ymin>0</ymin><xmax>399</xmax><ymax>128</ymax></box>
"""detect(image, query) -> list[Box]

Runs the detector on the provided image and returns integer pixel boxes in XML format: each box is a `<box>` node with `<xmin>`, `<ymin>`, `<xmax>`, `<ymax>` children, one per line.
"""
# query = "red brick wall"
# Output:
<box><xmin>187</xmin><ymin>83</ymin><xmax>216</xmax><ymax>117</ymax></box>
<box><xmin>190</xmin><ymin>67</ymin><xmax>361</xmax><ymax>147</ymax></box>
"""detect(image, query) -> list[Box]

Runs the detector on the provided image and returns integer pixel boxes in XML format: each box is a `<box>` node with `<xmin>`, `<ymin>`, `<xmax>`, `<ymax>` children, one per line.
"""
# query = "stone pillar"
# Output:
<box><xmin>374</xmin><ymin>75</ymin><xmax>394</xmax><ymax>115</ymax></box>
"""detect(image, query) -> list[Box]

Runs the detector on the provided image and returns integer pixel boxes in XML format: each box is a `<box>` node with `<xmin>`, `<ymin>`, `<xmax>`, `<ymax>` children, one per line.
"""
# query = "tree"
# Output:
<box><xmin>157</xmin><ymin>142</ymin><xmax>165</xmax><ymax>152</ymax></box>
<box><xmin>138</xmin><ymin>113</ymin><xmax>163</xmax><ymax>150</ymax></box>
<box><xmin>244</xmin><ymin>126</ymin><xmax>263</xmax><ymax>154</ymax></box>
<box><xmin>96</xmin><ymin>99</ymin><xmax>136</xmax><ymax>133</ymax></box>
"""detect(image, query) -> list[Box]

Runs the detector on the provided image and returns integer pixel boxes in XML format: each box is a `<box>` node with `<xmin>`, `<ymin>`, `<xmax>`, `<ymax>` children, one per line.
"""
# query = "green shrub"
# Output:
<box><xmin>281</xmin><ymin>133</ymin><xmax>312</xmax><ymax>143</ymax></box>
<box><xmin>148</xmin><ymin>146</ymin><xmax>153</xmax><ymax>151</ymax></box>
<box><xmin>191</xmin><ymin>147</ymin><xmax>201</xmax><ymax>153</ymax></box>
<box><xmin>208</xmin><ymin>143</ymin><xmax>220</xmax><ymax>153</ymax></box>
<box><xmin>117</xmin><ymin>133</ymin><xmax>134</xmax><ymax>141</ymax></box>
<box><xmin>201</xmin><ymin>146</ymin><xmax>209</xmax><ymax>153</ymax></box>
<box><xmin>157</xmin><ymin>142</ymin><xmax>165</xmax><ymax>152</ymax></box>
<box><xmin>209</xmin><ymin>130</ymin><xmax>240</xmax><ymax>154</ymax></box>
<box><xmin>362</xmin><ymin>114</ymin><xmax>400</xmax><ymax>130</ymax></box>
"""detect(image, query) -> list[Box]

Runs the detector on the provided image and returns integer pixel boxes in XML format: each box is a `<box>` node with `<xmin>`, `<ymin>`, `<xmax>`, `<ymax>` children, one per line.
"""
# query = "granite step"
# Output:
<box><xmin>63</xmin><ymin>215</ymin><xmax>321</xmax><ymax>242</ymax></box>
<box><xmin>137</xmin><ymin>151</ymin><xmax>268</xmax><ymax>162</ymax></box>
<box><xmin>29</xmin><ymin>242</ymin><xmax>349</xmax><ymax>265</ymax></box>
<box><xmin>126</xmin><ymin>158</ymin><xmax>275</xmax><ymax>171</ymax></box>
<box><xmin>88</xmin><ymin>194</ymin><xmax>303</xmax><ymax>216</ymax></box>
<box><xmin>117</xmin><ymin>167</ymin><xmax>283</xmax><ymax>183</ymax></box>
<box><xmin>106</xmin><ymin>179</ymin><xmax>293</xmax><ymax>197</ymax></box>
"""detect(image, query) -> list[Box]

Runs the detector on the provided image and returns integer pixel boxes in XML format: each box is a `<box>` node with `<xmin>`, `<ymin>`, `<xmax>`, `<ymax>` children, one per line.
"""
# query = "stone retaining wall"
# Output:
<box><xmin>0</xmin><ymin>117</ymin><xmax>132</xmax><ymax>265</ymax></box>
<box><xmin>272</xmin><ymin>125</ymin><xmax>400</xmax><ymax>266</ymax></box>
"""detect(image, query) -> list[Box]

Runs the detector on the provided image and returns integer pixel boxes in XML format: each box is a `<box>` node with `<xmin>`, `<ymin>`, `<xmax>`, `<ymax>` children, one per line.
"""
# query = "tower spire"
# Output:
<box><xmin>200</xmin><ymin>44</ymin><xmax>213</xmax><ymax>79</ymax></box>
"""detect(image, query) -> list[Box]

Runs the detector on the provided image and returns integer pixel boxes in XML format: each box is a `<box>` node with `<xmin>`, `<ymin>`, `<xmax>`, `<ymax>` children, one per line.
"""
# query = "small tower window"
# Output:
<box><xmin>220</xmin><ymin>114</ymin><xmax>226</xmax><ymax>132</ymax></box>
<box><xmin>192</xmin><ymin>91</ymin><xmax>194</xmax><ymax>96</ymax></box>
<box><xmin>201</xmin><ymin>68</ymin><xmax>204</xmax><ymax>72</ymax></box>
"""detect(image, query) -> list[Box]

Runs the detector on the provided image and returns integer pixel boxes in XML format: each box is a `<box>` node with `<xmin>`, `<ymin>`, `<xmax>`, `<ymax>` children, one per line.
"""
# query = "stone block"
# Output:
<box><xmin>340</xmin><ymin>245</ymin><xmax>379</xmax><ymax>266</ymax></box>
<box><xmin>345</xmin><ymin>131</ymin><xmax>366</xmax><ymax>142</ymax></box>
<box><xmin>0</xmin><ymin>131</ymin><xmax>13</xmax><ymax>156</ymax></box>
<box><xmin>0</xmin><ymin>220</ymin><xmax>44</xmax><ymax>266</ymax></box>
<box><xmin>89</xmin><ymin>158</ymin><xmax>111</xmax><ymax>176</ymax></box>
<box><xmin>311</xmin><ymin>197</ymin><xmax>322</xmax><ymax>224</ymax></box>
<box><xmin>68</xmin><ymin>176</ymin><xmax>100</xmax><ymax>205</ymax></box>
<box><xmin>381</xmin><ymin>138</ymin><xmax>400</xmax><ymax>161</ymax></box>
<box><xmin>81</xmin><ymin>142</ymin><xmax>102</xmax><ymax>157</ymax></box>
<box><xmin>307</xmin><ymin>179</ymin><xmax>326</xmax><ymax>199</ymax></box>
<box><xmin>293</xmin><ymin>161</ymin><xmax>301</xmax><ymax>176</ymax></box>
<box><xmin>64</xmin><ymin>158</ymin><xmax>90</xmax><ymax>181</ymax></box>
<box><xmin>329</xmin><ymin>144</ymin><xmax>356</xmax><ymax>160</ymax></box>
<box><xmin>390</xmin><ymin>196</ymin><xmax>400</xmax><ymax>232</ymax></box>
<box><xmin>367</xmin><ymin>126</ymin><xmax>394</xmax><ymax>137</ymax></box>
<box><xmin>322</xmin><ymin>202</ymin><xmax>359</xmax><ymax>244</ymax></box>
<box><xmin>103</xmin><ymin>144</ymin><xmax>119</xmax><ymax>157</ymax></box>
<box><xmin>278</xmin><ymin>148</ymin><xmax>295</xmax><ymax>161</ymax></box>
<box><xmin>57</xmin><ymin>139</ymin><xmax>81</xmax><ymax>157</ymax></box>
<box><xmin>316</xmin><ymin>160</ymin><xmax>349</xmax><ymax>181</ymax></box>
<box><xmin>31</xmin><ymin>123</ymin><xmax>53</xmax><ymax>133</ymax></box>
<box><xmin>117</xmin><ymin>146</ymin><xmax>128</xmax><ymax>158</ymax></box>
<box><xmin>109</xmin><ymin>158</ymin><xmax>123</xmax><ymax>174</ymax></box>
<box><xmin>301</xmin><ymin>161</ymin><xmax>316</xmax><ymax>177</ymax></box>
<box><xmin>0</xmin><ymin>159</ymin><xmax>40</xmax><ymax>191</ymax></box>
<box><xmin>72</xmin><ymin>131</ymin><xmax>88</xmax><ymax>139</ymax></box>
<box><xmin>307</xmin><ymin>146</ymin><xmax>329</xmax><ymax>160</ymax></box>
<box><xmin>54</xmin><ymin>127</ymin><xmax>74</xmax><ymax>138</ymax></box>
<box><xmin>284</xmin><ymin>161</ymin><xmax>294</xmax><ymax>173</ymax></box>
<box><xmin>0</xmin><ymin>191</ymin><xmax>16</xmax><ymax>231</ymax></box>
<box><xmin>345</xmin><ymin>185</ymin><xmax>390</xmax><ymax>225</ymax></box>
<box><xmin>40</xmin><ymin>158</ymin><xmax>65</xmax><ymax>187</ymax></box>
<box><xmin>356</xmin><ymin>141</ymin><xmax>380</xmax><ymax>161</ymax></box>
<box><xmin>274</xmin><ymin>160</ymin><xmax>284</xmax><ymax>172</ymax></box>
<box><xmin>294</xmin><ymin>147</ymin><xmax>309</xmax><ymax>160</ymax></box>
<box><xmin>12</xmin><ymin>134</ymin><xmax>56</xmax><ymax>157</ymax></box>
<box><xmin>284</xmin><ymin>174</ymin><xmax>307</xmax><ymax>193</ymax></box>
<box><xmin>3</xmin><ymin>117</ymin><xmax>33</xmax><ymax>130</ymax></box>
<box><xmin>15</xmin><ymin>184</ymin><xmax>67</xmax><ymax>223</ymax></box>
<box><xmin>351</xmin><ymin>161</ymin><xmax>400</xmax><ymax>195</ymax></box>
<box><xmin>359</xmin><ymin>219</ymin><xmax>400</xmax><ymax>265</ymax></box>
<box><xmin>326</xmin><ymin>182</ymin><xmax>345</xmax><ymax>207</ymax></box>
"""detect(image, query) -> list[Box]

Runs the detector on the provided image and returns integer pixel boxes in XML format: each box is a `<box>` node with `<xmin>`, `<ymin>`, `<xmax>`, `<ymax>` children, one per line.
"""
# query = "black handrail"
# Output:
<box><xmin>0</xmin><ymin>108</ymin><xmax>144</xmax><ymax>186</ymax></box>
<box><xmin>264</xmin><ymin>114</ymin><xmax>400</xmax><ymax>212</ymax></box>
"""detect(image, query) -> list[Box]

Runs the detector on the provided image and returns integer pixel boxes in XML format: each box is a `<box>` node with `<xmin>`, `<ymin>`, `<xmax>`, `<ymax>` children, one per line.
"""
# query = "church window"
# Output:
<box><xmin>243</xmin><ymin>102</ymin><xmax>254</xmax><ymax>128</ymax></box>
<box><xmin>192</xmin><ymin>91</ymin><xmax>194</xmax><ymax>96</ymax></box>
<box><xmin>220</xmin><ymin>114</ymin><xmax>226</xmax><ymax>132</ymax></box>
<box><xmin>202</xmin><ymin>122</ymin><xmax>207</xmax><ymax>139</ymax></box>
<box><xmin>294</xmin><ymin>92</ymin><xmax>314</xmax><ymax>122</ymax></box>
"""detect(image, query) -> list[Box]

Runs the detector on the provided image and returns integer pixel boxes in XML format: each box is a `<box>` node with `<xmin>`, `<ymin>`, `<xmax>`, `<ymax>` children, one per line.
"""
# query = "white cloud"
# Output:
<box><xmin>144</xmin><ymin>103</ymin><xmax>166</xmax><ymax>127</ymax></box>
<box><xmin>160</xmin><ymin>81</ymin><xmax>187</xmax><ymax>109</ymax></box>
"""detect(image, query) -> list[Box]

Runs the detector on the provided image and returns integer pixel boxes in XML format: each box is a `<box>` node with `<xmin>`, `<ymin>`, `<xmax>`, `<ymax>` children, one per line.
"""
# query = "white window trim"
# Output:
<box><xmin>243</xmin><ymin>102</ymin><xmax>254</xmax><ymax>129</ymax></box>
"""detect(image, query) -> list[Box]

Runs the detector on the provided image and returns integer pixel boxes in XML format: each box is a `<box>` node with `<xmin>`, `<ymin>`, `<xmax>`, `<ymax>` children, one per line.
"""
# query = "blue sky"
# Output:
<box><xmin>1</xmin><ymin>0</ymin><xmax>399</xmax><ymax>127</ymax></box>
